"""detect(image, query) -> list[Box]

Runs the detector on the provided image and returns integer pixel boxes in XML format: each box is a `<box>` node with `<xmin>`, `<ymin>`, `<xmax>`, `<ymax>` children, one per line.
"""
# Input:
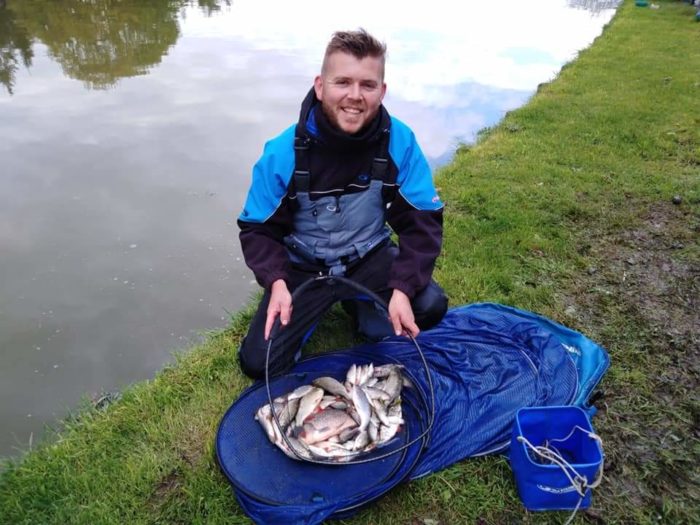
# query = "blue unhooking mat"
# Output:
<box><xmin>216</xmin><ymin>303</ymin><xmax>610</xmax><ymax>525</ymax></box>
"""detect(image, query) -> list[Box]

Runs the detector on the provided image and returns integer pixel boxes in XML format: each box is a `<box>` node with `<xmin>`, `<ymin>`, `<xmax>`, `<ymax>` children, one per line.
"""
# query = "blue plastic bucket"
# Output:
<box><xmin>509</xmin><ymin>406</ymin><xmax>603</xmax><ymax>511</ymax></box>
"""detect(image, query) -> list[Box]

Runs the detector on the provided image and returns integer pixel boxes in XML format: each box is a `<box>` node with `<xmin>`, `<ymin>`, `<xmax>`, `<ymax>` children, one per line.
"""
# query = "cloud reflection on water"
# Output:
<box><xmin>174</xmin><ymin>0</ymin><xmax>618</xmax><ymax>160</ymax></box>
<box><xmin>0</xmin><ymin>0</ymin><xmax>618</xmax><ymax>459</ymax></box>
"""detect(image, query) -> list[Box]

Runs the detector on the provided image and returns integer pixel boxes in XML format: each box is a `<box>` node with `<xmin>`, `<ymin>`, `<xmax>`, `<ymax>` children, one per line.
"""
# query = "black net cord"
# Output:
<box><xmin>265</xmin><ymin>274</ymin><xmax>435</xmax><ymax>465</ymax></box>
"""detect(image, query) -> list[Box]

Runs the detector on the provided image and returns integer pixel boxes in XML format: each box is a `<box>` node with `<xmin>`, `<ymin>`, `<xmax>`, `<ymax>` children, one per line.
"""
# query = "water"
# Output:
<box><xmin>0</xmin><ymin>0</ymin><xmax>619</xmax><ymax>459</ymax></box>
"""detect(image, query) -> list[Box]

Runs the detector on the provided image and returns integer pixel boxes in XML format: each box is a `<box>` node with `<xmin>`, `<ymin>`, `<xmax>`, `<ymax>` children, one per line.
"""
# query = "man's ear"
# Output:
<box><xmin>313</xmin><ymin>75</ymin><xmax>323</xmax><ymax>101</ymax></box>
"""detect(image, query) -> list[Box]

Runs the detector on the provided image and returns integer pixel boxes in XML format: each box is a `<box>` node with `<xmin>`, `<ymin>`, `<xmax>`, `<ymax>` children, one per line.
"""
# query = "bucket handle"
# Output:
<box><xmin>516</xmin><ymin>425</ymin><xmax>604</xmax><ymax>524</ymax></box>
<box><xmin>264</xmin><ymin>274</ymin><xmax>436</xmax><ymax>465</ymax></box>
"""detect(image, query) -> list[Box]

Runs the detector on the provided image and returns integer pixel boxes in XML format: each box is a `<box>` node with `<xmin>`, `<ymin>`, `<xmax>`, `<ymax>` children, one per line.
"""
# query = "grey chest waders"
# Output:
<box><xmin>283</xmin><ymin>129</ymin><xmax>395</xmax><ymax>276</ymax></box>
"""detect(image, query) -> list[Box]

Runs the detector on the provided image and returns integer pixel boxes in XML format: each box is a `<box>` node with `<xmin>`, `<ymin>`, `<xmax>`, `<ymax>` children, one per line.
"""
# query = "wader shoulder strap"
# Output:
<box><xmin>370</xmin><ymin>128</ymin><xmax>392</xmax><ymax>184</ymax></box>
<box><xmin>293</xmin><ymin>130</ymin><xmax>311</xmax><ymax>193</ymax></box>
<box><xmin>293</xmin><ymin>125</ymin><xmax>393</xmax><ymax>193</ymax></box>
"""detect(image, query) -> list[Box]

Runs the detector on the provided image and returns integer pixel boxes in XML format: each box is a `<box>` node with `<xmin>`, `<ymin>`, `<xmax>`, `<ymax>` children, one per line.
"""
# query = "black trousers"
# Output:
<box><xmin>238</xmin><ymin>243</ymin><xmax>448</xmax><ymax>379</ymax></box>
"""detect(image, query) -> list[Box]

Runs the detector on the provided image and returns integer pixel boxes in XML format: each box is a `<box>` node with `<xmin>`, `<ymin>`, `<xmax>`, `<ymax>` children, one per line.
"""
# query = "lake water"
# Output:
<box><xmin>0</xmin><ymin>0</ymin><xmax>619</xmax><ymax>459</ymax></box>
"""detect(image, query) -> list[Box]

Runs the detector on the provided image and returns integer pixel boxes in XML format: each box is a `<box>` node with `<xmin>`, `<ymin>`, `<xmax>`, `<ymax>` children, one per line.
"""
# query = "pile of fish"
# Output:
<box><xmin>255</xmin><ymin>363</ymin><xmax>407</xmax><ymax>462</ymax></box>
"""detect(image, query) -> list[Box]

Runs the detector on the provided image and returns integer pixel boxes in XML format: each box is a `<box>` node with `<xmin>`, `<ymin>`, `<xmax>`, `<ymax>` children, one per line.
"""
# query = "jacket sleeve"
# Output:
<box><xmin>386</xmin><ymin>117</ymin><xmax>444</xmax><ymax>298</ymax></box>
<box><xmin>237</xmin><ymin>126</ymin><xmax>296</xmax><ymax>289</ymax></box>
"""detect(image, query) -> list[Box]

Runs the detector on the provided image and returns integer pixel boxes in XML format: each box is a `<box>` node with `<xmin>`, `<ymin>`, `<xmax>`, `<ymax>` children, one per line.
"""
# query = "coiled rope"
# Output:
<box><xmin>517</xmin><ymin>425</ymin><xmax>604</xmax><ymax>525</ymax></box>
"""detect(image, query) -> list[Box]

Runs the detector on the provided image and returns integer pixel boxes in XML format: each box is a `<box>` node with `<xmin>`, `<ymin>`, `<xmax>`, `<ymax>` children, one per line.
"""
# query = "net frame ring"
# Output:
<box><xmin>264</xmin><ymin>274</ymin><xmax>436</xmax><ymax>465</ymax></box>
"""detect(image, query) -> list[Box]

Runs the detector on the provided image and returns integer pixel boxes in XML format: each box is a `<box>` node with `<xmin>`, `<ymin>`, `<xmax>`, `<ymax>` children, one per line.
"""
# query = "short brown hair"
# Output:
<box><xmin>322</xmin><ymin>29</ymin><xmax>387</xmax><ymax>78</ymax></box>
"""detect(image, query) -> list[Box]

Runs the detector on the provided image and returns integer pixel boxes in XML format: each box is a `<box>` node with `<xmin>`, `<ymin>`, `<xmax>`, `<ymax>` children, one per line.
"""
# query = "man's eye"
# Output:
<box><xmin>335</xmin><ymin>79</ymin><xmax>349</xmax><ymax>86</ymax></box>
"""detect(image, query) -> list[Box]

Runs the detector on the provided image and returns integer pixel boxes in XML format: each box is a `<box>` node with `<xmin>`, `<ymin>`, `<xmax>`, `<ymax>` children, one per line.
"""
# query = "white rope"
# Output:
<box><xmin>548</xmin><ymin>425</ymin><xmax>604</xmax><ymax>491</ymax></box>
<box><xmin>562</xmin><ymin>495</ymin><xmax>583</xmax><ymax>525</ymax></box>
<box><xmin>517</xmin><ymin>425</ymin><xmax>604</xmax><ymax>524</ymax></box>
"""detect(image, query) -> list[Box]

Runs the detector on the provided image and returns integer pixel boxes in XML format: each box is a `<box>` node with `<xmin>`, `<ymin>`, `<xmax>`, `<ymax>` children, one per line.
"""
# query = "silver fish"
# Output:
<box><xmin>269</xmin><ymin>412</ymin><xmax>286</xmax><ymax>443</ymax></box>
<box><xmin>330</xmin><ymin>400</ymin><xmax>349</xmax><ymax>410</ymax></box>
<box><xmin>386</xmin><ymin>398</ymin><xmax>404</xmax><ymax>425</ymax></box>
<box><xmin>368</xmin><ymin>419</ymin><xmax>379</xmax><ymax>443</ymax></box>
<box><xmin>352</xmin><ymin>429</ymin><xmax>370</xmax><ymax>450</ymax></box>
<box><xmin>313</xmin><ymin>376</ymin><xmax>351</xmax><ymax>399</ymax></box>
<box><xmin>378</xmin><ymin>401</ymin><xmax>404</xmax><ymax>445</ymax></box>
<box><xmin>338</xmin><ymin>426</ymin><xmax>360</xmax><ymax>442</ymax></box>
<box><xmin>307</xmin><ymin>443</ymin><xmax>359</xmax><ymax>461</ymax></box>
<box><xmin>353</xmin><ymin>365</ymin><xmax>362</xmax><ymax>386</ymax></box>
<box><xmin>269</xmin><ymin>413</ymin><xmax>304</xmax><ymax>459</ymax></box>
<box><xmin>347</xmin><ymin>406</ymin><xmax>361</xmax><ymax>425</ymax></box>
<box><xmin>345</xmin><ymin>364</ymin><xmax>357</xmax><ymax>387</ymax></box>
<box><xmin>382</xmin><ymin>370</ymin><xmax>403</xmax><ymax>404</ymax></box>
<box><xmin>355</xmin><ymin>363</ymin><xmax>374</xmax><ymax>386</ymax></box>
<box><xmin>284</xmin><ymin>435</ymin><xmax>312</xmax><ymax>460</ymax></box>
<box><xmin>372</xmin><ymin>398</ymin><xmax>393</xmax><ymax>427</ymax></box>
<box><xmin>319</xmin><ymin>395</ymin><xmax>339</xmax><ymax>410</ymax></box>
<box><xmin>255</xmin><ymin>405</ymin><xmax>276</xmax><ymax>443</ymax></box>
<box><xmin>307</xmin><ymin>442</ymin><xmax>357</xmax><ymax>460</ymax></box>
<box><xmin>388</xmin><ymin>400</ymin><xmax>403</xmax><ymax>419</ymax></box>
<box><xmin>306</xmin><ymin>444</ymin><xmax>331</xmax><ymax>459</ymax></box>
<box><xmin>372</xmin><ymin>363</ymin><xmax>404</xmax><ymax>378</ymax></box>
<box><xmin>272</xmin><ymin>397</ymin><xmax>299</xmax><ymax>431</ymax></box>
<box><xmin>257</xmin><ymin>361</ymin><xmax>406</xmax><ymax>461</ymax></box>
<box><xmin>366</xmin><ymin>363</ymin><xmax>375</xmax><ymax>383</ymax></box>
<box><xmin>266</xmin><ymin>422</ymin><xmax>312</xmax><ymax>461</ymax></box>
<box><xmin>295</xmin><ymin>387</ymin><xmax>324</xmax><ymax>427</ymax></box>
<box><xmin>301</xmin><ymin>408</ymin><xmax>357</xmax><ymax>445</ymax></box>
<box><xmin>378</xmin><ymin>421</ymin><xmax>401</xmax><ymax>446</ymax></box>
<box><xmin>287</xmin><ymin>384</ymin><xmax>316</xmax><ymax>400</ymax></box>
<box><xmin>363</xmin><ymin>386</ymin><xmax>392</xmax><ymax>403</ymax></box>
<box><xmin>351</xmin><ymin>385</ymin><xmax>372</xmax><ymax>432</ymax></box>
<box><xmin>324</xmin><ymin>442</ymin><xmax>362</xmax><ymax>458</ymax></box>
<box><xmin>324</xmin><ymin>438</ymin><xmax>357</xmax><ymax>452</ymax></box>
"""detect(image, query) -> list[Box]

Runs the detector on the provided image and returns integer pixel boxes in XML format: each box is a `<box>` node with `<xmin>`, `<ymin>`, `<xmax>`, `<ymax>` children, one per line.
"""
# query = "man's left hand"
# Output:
<box><xmin>388</xmin><ymin>289</ymin><xmax>419</xmax><ymax>338</ymax></box>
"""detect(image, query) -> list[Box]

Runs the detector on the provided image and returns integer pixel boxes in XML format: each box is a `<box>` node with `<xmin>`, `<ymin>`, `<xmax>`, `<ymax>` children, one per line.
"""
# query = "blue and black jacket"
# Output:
<box><xmin>238</xmin><ymin>89</ymin><xmax>443</xmax><ymax>298</ymax></box>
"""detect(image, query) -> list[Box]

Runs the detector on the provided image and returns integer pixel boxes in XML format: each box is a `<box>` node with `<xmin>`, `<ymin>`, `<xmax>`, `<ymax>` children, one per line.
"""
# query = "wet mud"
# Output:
<box><xmin>562</xmin><ymin>198</ymin><xmax>699</xmax><ymax>517</ymax></box>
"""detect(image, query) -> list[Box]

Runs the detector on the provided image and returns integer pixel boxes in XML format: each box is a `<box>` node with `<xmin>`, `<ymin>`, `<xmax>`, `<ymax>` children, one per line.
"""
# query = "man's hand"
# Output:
<box><xmin>264</xmin><ymin>279</ymin><xmax>292</xmax><ymax>340</ymax></box>
<box><xmin>388</xmin><ymin>289</ymin><xmax>419</xmax><ymax>338</ymax></box>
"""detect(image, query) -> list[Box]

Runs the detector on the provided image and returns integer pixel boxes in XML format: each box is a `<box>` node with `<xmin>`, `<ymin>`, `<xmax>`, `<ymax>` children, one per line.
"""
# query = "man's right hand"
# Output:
<box><xmin>388</xmin><ymin>288</ymin><xmax>420</xmax><ymax>338</ymax></box>
<box><xmin>264</xmin><ymin>279</ymin><xmax>292</xmax><ymax>340</ymax></box>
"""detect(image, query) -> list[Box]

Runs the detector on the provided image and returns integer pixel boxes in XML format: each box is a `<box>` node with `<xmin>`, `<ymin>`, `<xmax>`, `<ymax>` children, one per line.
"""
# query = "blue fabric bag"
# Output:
<box><xmin>216</xmin><ymin>303</ymin><xmax>609</xmax><ymax>524</ymax></box>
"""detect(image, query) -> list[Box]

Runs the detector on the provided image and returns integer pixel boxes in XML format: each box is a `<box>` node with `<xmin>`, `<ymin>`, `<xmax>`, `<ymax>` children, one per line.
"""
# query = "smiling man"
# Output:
<box><xmin>315</xmin><ymin>48</ymin><xmax>387</xmax><ymax>134</ymax></box>
<box><xmin>237</xmin><ymin>29</ymin><xmax>447</xmax><ymax>379</ymax></box>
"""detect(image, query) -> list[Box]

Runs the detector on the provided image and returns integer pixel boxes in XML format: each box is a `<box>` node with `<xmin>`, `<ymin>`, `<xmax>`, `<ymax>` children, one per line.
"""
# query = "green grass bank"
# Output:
<box><xmin>1</xmin><ymin>1</ymin><xmax>698</xmax><ymax>523</ymax></box>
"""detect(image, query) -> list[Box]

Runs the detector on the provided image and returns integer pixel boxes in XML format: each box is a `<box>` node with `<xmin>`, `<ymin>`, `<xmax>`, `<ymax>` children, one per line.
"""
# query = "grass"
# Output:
<box><xmin>1</xmin><ymin>1</ymin><xmax>699</xmax><ymax>523</ymax></box>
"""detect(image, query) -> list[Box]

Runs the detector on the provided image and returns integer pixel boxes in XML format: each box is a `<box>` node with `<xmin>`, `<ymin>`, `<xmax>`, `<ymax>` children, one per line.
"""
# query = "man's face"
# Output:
<box><xmin>314</xmin><ymin>52</ymin><xmax>387</xmax><ymax>135</ymax></box>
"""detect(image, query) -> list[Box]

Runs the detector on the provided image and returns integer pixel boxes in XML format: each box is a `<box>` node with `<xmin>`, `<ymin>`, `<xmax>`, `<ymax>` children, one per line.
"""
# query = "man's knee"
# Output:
<box><xmin>413</xmin><ymin>281</ymin><xmax>448</xmax><ymax>330</ymax></box>
<box><xmin>238</xmin><ymin>336</ymin><xmax>266</xmax><ymax>380</ymax></box>
<box><xmin>238</xmin><ymin>332</ymin><xmax>302</xmax><ymax>379</ymax></box>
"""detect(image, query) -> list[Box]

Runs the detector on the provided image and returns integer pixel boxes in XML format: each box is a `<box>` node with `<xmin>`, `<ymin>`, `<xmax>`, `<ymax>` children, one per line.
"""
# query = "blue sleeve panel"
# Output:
<box><xmin>238</xmin><ymin>125</ymin><xmax>296</xmax><ymax>223</ymax></box>
<box><xmin>389</xmin><ymin>117</ymin><xmax>443</xmax><ymax>211</ymax></box>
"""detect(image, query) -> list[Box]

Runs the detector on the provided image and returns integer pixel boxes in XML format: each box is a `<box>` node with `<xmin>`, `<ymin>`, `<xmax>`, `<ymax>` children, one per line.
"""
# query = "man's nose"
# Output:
<box><xmin>348</xmin><ymin>82</ymin><xmax>361</xmax><ymax>99</ymax></box>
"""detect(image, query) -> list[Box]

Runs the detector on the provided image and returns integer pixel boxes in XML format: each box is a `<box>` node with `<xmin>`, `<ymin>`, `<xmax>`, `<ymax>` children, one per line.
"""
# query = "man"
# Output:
<box><xmin>237</xmin><ymin>29</ymin><xmax>447</xmax><ymax>379</ymax></box>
